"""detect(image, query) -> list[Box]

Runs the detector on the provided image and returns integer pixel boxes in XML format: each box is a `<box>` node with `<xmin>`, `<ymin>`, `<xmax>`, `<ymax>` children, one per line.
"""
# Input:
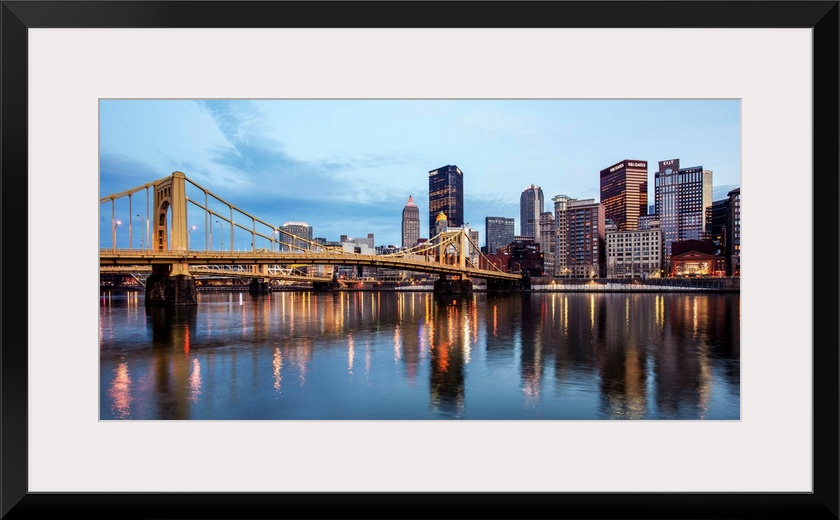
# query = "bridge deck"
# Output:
<box><xmin>100</xmin><ymin>249</ymin><xmax>522</xmax><ymax>281</ymax></box>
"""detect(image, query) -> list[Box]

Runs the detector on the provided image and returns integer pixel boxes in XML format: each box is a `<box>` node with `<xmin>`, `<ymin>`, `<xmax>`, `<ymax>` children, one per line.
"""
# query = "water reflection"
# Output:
<box><xmin>147</xmin><ymin>305</ymin><xmax>198</xmax><ymax>420</ymax></box>
<box><xmin>100</xmin><ymin>291</ymin><xmax>740</xmax><ymax>420</ymax></box>
<box><xmin>428</xmin><ymin>297</ymin><xmax>472</xmax><ymax>418</ymax></box>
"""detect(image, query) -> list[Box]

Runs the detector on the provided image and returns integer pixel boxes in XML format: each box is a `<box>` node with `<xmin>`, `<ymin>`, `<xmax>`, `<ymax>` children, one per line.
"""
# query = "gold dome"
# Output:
<box><xmin>435</xmin><ymin>212</ymin><xmax>448</xmax><ymax>222</ymax></box>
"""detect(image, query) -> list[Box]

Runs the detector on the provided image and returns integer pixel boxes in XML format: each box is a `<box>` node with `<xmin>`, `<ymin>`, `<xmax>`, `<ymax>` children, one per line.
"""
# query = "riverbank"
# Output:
<box><xmin>103</xmin><ymin>277</ymin><xmax>740</xmax><ymax>294</ymax></box>
<box><xmin>275</xmin><ymin>276</ymin><xmax>740</xmax><ymax>293</ymax></box>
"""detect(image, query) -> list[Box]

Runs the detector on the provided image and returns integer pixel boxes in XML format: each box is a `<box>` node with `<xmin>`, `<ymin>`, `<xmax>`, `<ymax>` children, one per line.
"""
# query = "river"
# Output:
<box><xmin>99</xmin><ymin>290</ymin><xmax>740</xmax><ymax>420</ymax></box>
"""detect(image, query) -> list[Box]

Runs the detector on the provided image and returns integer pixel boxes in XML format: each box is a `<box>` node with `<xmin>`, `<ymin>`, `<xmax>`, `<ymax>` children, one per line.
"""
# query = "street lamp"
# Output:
<box><xmin>216</xmin><ymin>220</ymin><xmax>223</xmax><ymax>250</ymax></box>
<box><xmin>188</xmin><ymin>225</ymin><xmax>197</xmax><ymax>250</ymax></box>
<box><xmin>112</xmin><ymin>220</ymin><xmax>122</xmax><ymax>249</ymax></box>
<box><xmin>273</xmin><ymin>229</ymin><xmax>279</xmax><ymax>253</ymax></box>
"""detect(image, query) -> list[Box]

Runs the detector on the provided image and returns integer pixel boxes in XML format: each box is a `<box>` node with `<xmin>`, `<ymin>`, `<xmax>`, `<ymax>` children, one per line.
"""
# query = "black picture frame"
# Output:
<box><xmin>2</xmin><ymin>1</ymin><xmax>837</xmax><ymax>519</ymax></box>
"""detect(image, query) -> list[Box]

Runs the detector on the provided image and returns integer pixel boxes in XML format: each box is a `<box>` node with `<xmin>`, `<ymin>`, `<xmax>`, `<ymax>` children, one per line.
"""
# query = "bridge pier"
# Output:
<box><xmin>433</xmin><ymin>276</ymin><xmax>474</xmax><ymax>295</ymax></box>
<box><xmin>145</xmin><ymin>266</ymin><xmax>197</xmax><ymax>306</ymax></box>
<box><xmin>487</xmin><ymin>273</ymin><xmax>530</xmax><ymax>292</ymax></box>
<box><xmin>313</xmin><ymin>274</ymin><xmax>342</xmax><ymax>292</ymax></box>
<box><xmin>249</xmin><ymin>278</ymin><xmax>271</xmax><ymax>295</ymax></box>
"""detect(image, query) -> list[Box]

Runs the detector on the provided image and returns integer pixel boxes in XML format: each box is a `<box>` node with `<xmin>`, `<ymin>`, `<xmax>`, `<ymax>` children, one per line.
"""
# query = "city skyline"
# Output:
<box><xmin>99</xmin><ymin>99</ymin><xmax>741</xmax><ymax>247</ymax></box>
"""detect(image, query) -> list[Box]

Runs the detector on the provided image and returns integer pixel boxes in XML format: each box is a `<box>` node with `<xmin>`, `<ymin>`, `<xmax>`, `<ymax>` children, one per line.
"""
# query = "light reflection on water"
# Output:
<box><xmin>99</xmin><ymin>291</ymin><xmax>740</xmax><ymax>420</ymax></box>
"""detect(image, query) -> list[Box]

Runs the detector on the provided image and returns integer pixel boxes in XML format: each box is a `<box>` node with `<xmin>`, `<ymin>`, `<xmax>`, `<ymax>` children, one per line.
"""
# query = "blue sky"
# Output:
<box><xmin>100</xmin><ymin>99</ymin><xmax>740</xmax><ymax>248</ymax></box>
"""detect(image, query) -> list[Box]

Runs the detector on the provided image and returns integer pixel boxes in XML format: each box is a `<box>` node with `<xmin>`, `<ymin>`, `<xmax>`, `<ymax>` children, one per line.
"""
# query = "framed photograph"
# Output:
<box><xmin>4</xmin><ymin>1</ymin><xmax>837</xmax><ymax>518</ymax></box>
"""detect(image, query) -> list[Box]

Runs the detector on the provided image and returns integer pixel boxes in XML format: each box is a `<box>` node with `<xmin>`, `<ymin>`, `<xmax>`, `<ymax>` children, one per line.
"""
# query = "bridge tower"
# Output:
<box><xmin>145</xmin><ymin>171</ymin><xmax>197</xmax><ymax>306</ymax></box>
<box><xmin>433</xmin><ymin>228</ymin><xmax>474</xmax><ymax>294</ymax></box>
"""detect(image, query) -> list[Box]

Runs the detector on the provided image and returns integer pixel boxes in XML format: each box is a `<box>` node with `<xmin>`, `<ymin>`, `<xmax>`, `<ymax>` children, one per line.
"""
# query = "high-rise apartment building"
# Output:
<box><xmin>520</xmin><ymin>184</ymin><xmax>544</xmax><ymax>244</ymax></box>
<box><xmin>539</xmin><ymin>210</ymin><xmax>556</xmax><ymax>276</ymax></box>
<box><xmin>539</xmin><ymin>212</ymin><xmax>554</xmax><ymax>250</ymax></box>
<box><xmin>401</xmin><ymin>195</ymin><xmax>420</xmax><ymax>248</ymax></box>
<box><xmin>279</xmin><ymin>221</ymin><xmax>313</xmax><ymax>251</ymax></box>
<box><xmin>654</xmin><ymin>159</ymin><xmax>713</xmax><ymax>265</ymax></box>
<box><xmin>552</xmin><ymin>195</ymin><xmax>571</xmax><ymax>277</ymax></box>
<box><xmin>485</xmin><ymin>216</ymin><xmax>515</xmax><ymax>254</ymax></box>
<box><xmin>599</xmin><ymin>159</ymin><xmax>648</xmax><ymax>231</ymax></box>
<box><xmin>428</xmin><ymin>165</ymin><xmax>464</xmax><ymax>239</ymax></box>
<box><xmin>553</xmin><ymin>197</ymin><xmax>605</xmax><ymax>278</ymax></box>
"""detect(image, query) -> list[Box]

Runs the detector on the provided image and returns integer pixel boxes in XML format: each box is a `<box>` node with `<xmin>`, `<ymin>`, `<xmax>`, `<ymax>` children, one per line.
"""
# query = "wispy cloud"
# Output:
<box><xmin>101</xmin><ymin>99</ymin><xmax>742</xmax><ymax>246</ymax></box>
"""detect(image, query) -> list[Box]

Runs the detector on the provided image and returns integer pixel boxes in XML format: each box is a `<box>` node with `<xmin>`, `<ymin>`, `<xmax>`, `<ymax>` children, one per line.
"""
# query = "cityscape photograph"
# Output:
<box><xmin>99</xmin><ymin>99</ymin><xmax>741</xmax><ymax>420</ymax></box>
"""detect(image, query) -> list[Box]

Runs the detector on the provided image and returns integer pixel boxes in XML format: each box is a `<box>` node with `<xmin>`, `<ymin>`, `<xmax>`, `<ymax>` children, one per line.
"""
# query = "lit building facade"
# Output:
<box><xmin>401</xmin><ymin>195</ymin><xmax>420</xmax><ymax>248</ymax></box>
<box><xmin>606</xmin><ymin>221</ymin><xmax>663</xmax><ymax>278</ymax></box>
<box><xmin>485</xmin><ymin>216</ymin><xmax>515</xmax><ymax>254</ymax></box>
<box><xmin>654</xmin><ymin>159</ymin><xmax>713</xmax><ymax>267</ymax></box>
<box><xmin>669</xmin><ymin>240</ymin><xmax>726</xmax><ymax>277</ymax></box>
<box><xmin>552</xmin><ymin>195</ymin><xmax>571</xmax><ymax>277</ymax></box>
<box><xmin>520</xmin><ymin>184</ymin><xmax>544</xmax><ymax>246</ymax></box>
<box><xmin>554</xmin><ymin>197</ymin><xmax>605</xmax><ymax>278</ymax></box>
<box><xmin>279</xmin><ymin>221</ymin><xmax>313</xmax><ymax>251</ymax></box>
<box><xmin>428</xmin><ymin>165</ymin><xmax>464</xmax><ymax>239</ymax></box>
<box><xmin>434</xmin><ymin>212</ymin><xmax>449</xmax><ymax>238</ymax></box>
<box><xmin>600</xmin><ymin>159</ymin><xmax>648</xmax><ymax>231</ymax></box>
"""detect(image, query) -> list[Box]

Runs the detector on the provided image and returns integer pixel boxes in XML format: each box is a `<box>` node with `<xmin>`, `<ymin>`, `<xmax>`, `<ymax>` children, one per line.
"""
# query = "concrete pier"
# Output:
<box><xmin>486</xmin><ymin>273</ymin><xmax>530</xmax><ymax>292</ymax></box>
<box><xmin>313</xmin><ymin>275</ymin><xmax>342</xmax><ymax>292</ymax></box>
<box><xmin>433</xmin><ymin>277</ymin><xmax>474</xmax><ymax>295</ymax></box>
<box><xmin>248</xmin><ymin>278</ymin><xmax>270</xmax><ymax>295</ymax></box>
<box><xmin>145</xmin><ymin>267</ymin><xmax>197</xmax><ymax>306</ymax></box>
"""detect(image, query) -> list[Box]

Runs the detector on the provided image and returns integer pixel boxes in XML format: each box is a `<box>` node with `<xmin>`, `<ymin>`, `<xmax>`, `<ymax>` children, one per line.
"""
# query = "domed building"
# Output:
<box><xmin>434</xmin><ymin>211</ymin><xmax>449</xmax><ymax>237</ymax></box>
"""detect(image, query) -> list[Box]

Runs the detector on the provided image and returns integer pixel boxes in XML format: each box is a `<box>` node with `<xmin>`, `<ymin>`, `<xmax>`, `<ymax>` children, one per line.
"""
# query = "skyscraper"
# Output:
<box><xmin>520</xmin><ymin>184</ymin><xmax>544</xmax><ymax>244</ymax></box>
<box><xmin>552</xmin><ymin>195</ymin><xmax>571</xmax><ymax>277</ymax></box>
<box><xmin>279</xmin><ymin>221</ymin><xmax>313</xmax><ymax>252</ymax></box>
<box><xmin>599</xmin><ymin>159</ymin><xmax>648</xmax><ymax>231</ymax></box>
<box><xmin>654</xmin><ymin>159</ymin><xmax>713</xmax><ymax>264</ymax></box>
<box><xmin>401</xmin><ymin>195</ymin><xmax>420</xmax><ymax>248</ymax></box>
<box><xmin>553</xmin><ymin>197</ymin><xmax>605</xmax><ymax>278</ymax></box>
<box><xmin>725</xmin><ymin>187</ymin><xmax>740</xmax><ymax>276</ymax></box>
<box><xmin>428</xmin><ymin>165</ymin><xmax>464</xmax><ymax>239</ymax></box>
<box><xmin>485</xmin><ymin>216</ymin><xmax>515</xmax><ymax>254</ymax></box>
<box><xmin>539</xmin><ymin>212</ymin><xmax>555</xmax><ymax>252</ymax></box>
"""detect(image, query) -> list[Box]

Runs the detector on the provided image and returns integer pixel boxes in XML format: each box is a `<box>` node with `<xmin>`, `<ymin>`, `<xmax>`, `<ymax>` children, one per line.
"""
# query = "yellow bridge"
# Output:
<box><xmin>101</xmin><ymin>171</ymin><xmax>522</xmax><ymax>304</ymax></box>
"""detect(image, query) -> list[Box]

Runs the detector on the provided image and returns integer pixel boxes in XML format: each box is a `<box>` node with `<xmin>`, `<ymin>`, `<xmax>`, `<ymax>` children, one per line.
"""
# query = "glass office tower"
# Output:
<box><xmin>428</xmin><ymin>165</ymin><xmax>464</xmax><ymax>238</ymax></box>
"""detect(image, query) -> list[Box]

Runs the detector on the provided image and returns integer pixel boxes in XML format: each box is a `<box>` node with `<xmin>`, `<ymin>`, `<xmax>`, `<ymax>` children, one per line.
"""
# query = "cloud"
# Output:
<box><xmin>193</xmin><ymin>100</ymin><xmax>426</xmax><ymax>213</ymax></box>
<box><xmin>713</xmin><ymin>185</ymin><xmax>739</xmax><ymax>201</ymax></box>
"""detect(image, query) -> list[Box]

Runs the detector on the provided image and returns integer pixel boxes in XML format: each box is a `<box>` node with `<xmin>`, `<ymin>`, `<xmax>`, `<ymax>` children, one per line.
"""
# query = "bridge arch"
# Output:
<box><xmin>153</xmin><ymin>171</ymin><xmax>188</xmax><ymax>251</ymax></box>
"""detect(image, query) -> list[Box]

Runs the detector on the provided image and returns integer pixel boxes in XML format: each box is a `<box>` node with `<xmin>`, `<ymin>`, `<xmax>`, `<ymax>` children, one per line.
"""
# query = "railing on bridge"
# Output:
<box><xmin>100</xmin><ymin>171</ymin><xmax>521</xmax><ymax>283</ymax></box>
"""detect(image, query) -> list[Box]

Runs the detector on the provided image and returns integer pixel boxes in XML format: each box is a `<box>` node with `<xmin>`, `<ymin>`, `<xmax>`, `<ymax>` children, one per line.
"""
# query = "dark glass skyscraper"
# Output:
<box><xmin>725</xmin><ymin>187</ymin><xmax>740</xmax><ymax>275</ymax></box>
<box><xmin>485</xmin><ymin>216</ymin><xmax>514</xmax><ymax>254</ymax></box>
<box><xmin>599</xmin><ymin>159</ymin><xmax>648</xmax><ymax>231</ymax></box>
<box><xmin>654</xmin><ymin>159</ymin><xmax>713</xmax><ymax>263</ymax></box>
<box><xmin>428</xmin><ymin>165</ymin><xmax>464</xmax><ymax>238</ymax></box>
